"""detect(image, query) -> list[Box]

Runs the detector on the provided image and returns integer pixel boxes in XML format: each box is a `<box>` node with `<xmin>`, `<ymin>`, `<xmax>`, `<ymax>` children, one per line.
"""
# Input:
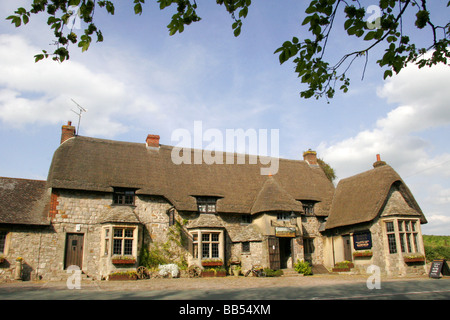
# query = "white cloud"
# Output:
<box><xmin>0</xmin><ymin>34</ymin><xmax>158</xmax><ymax>138</ymax></box>
<box><xmin>318</xmin><ymin>60</ymin><xmax>450</xmax><ymax>181</ymax></box>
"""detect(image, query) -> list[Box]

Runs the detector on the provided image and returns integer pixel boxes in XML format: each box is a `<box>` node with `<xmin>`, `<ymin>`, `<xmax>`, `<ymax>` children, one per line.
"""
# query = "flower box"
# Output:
<box><xmin>215</xmin><ymin>270</ymin><xmax>227</xmax><ymax>277</ymax></box>
<box><xmin>112</xmin><ymin>258</ymin><xmax>136</xmax><ymax>265</ymax></box>
<box><xmin>404</xmin><ymin>257</ymin><xmax>425</xmax><ymax>263</ymax></box>
<box><xmin>108</xmin><ymin>272</ymin><xmax>138</xmax><ymax>281</ymax></box>
<box><xmin>353</xmin><ymin>251</ymin><xmax>373</xmax><ymax>258</ymax></box>
<box><xmin>201</xmin><ymin>260</ymin><xmax>223</xmax><ymax>267</ymax></box>
<box><xmin>201</xmin><ymin>270</ymin><xmax>216</xmax><ymax>277</ymax></box>
<box><xmin>332</xmin><ymin>267</ymin><xmax>351</xmax><ymax>272</ymax></box>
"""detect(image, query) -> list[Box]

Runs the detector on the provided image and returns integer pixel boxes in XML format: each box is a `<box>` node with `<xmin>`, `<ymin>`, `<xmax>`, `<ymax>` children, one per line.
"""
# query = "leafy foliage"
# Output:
<box><xmin>294</xmin><ymin>259</ymin><xmax>313</xmax><ymax>275</ymax></box>
<box><xmin>7</xmin><ymin>0</ymin><xmax>450</xmax><ymax>100</ymax></box>
<box><xmin>423</xmin><ymin>235</ymin><xmax>450</xmax><ymax>261</ymax></box>
<box><xmin>317</xmin><ymin>158</ymin><xmax>336</xmax><ymax>183</ymax></box>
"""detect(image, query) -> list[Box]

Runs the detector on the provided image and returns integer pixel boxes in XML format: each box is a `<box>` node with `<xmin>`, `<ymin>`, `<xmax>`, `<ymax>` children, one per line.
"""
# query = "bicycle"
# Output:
<box><xmin>244</xmin><ymin>265</ymin><xmax>266</xmax><ymax>277</ymax></box>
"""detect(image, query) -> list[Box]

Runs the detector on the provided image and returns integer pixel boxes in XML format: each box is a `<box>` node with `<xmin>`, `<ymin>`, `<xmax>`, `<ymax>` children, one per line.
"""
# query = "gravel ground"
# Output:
<box><xmin>0</xmin><ymin>273</ymin><xmax>431</xmax><ymax>292</ymax></box>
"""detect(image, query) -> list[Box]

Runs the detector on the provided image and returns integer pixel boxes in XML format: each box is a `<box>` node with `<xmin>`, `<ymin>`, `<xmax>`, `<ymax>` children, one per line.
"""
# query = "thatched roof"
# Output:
<box><xmin>47</xmin><ymin>136</ymin><xmax>335</xmax><ymax>215</ymax></box>
<box><xmin>325</xmin><ymin>164</ymin><xmax>426</xmax><ymax>230</ymax></box>
<box><xmin>0</xmin><ymin>177</ymin><xmax>50</xmax><ymax>225</ymax></box>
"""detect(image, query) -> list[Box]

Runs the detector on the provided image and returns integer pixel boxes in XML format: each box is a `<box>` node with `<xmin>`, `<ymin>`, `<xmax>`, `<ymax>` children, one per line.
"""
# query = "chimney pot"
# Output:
<box><xmin>60</xmin><ymin>121</ymin><xmax>76</xmax><ymax>144</ymax></box>
<box><xmin>373</xmin><ymin>154</ymin><xmax>386</xmax><ymax>168</ymax></box>
<box><xmin>146</xmin><ymin>134</ymin><xmax>160</xmax><ymax>149</ymax></box>
<box><xmin>303</xmin><ymin>149</ymin><xmax>318</xmax><ymax>166</ymax></box>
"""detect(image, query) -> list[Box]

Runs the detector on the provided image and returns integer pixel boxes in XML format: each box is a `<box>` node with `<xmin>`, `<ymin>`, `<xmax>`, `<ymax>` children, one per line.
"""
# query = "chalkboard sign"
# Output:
<box><xmin>429</xmin><ymin>259</ymin><xmax>450</xmax><ymax>278</ymax></box>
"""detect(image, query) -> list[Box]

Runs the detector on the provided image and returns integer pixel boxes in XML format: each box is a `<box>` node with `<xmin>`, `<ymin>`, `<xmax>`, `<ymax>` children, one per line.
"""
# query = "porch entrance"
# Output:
<box><xmin>64</xmin><ymin>233</ymin><xmax>84</xmax><ymax>269</ymax></box>
<box><xmin>279</xmin><ymin>237</ymin><xmax>292</xmax><ymax>269</ymax></box>
<box><xmin>267</xmin><ymin>236</ymin><xmax>293</xmax><ymax>270</ymax></box>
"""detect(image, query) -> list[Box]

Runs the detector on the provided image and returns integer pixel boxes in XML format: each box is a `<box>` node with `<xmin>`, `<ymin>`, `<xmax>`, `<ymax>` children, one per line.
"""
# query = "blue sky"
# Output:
<box><xmin>0</xmin><ymin>1</ymin><xmax>449</xmax><ymax>235</ymax></box>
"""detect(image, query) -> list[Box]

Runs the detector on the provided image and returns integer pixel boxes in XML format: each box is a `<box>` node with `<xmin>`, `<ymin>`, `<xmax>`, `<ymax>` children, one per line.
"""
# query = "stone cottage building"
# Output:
<box><xmin>0</xmin><ymin>122</ymin><xmax>428</xmax><ymax>281</ymax></box>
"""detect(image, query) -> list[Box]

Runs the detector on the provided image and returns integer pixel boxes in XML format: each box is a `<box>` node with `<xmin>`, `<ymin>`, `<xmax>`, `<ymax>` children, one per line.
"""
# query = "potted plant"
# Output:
<box><xmin>111</xmin><ymin>255</ymin><xmax>136</xmax><ymax>265</ymax></box>
<box><xmin>404</xmin><ymin>253</ymin><xmax>425</xmax><ymax>263</ymax></box>
<box><xmin>353</xmin><ymin>250</ymin><xmax>373</xmax><ymax>258</ymax></box>
<box><xmin>232</xmin><ymin>265</ymin><xmax>241</xmax><ymax>276</ymax></box>
<box><xmin>201</xmin><ymin>258</ymin><xmax>223</xmax><ymax>267</ymax></box>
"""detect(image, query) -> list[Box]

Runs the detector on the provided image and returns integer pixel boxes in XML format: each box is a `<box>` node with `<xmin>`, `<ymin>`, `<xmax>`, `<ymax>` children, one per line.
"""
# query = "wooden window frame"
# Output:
<box><xmin>196</xmin><ymin>197</ymin><xmax>217</xmax><ymax>214</ymax></box>
<box><xmin>112</xmin><ymin>188</ymin><xmax>136</xmax><ymax>206</ymax></box>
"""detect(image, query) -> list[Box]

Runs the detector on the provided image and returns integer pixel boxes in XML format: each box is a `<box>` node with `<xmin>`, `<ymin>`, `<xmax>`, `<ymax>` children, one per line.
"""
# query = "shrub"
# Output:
<box><xmin>294</xmin><ymin>259</ymin><xmax>312</xmax><ymax>275</ymax></box>
<box><xmin>263</xmin><ymin>268</ymin><xmax>284</xmax><ymax>277</ymax></box>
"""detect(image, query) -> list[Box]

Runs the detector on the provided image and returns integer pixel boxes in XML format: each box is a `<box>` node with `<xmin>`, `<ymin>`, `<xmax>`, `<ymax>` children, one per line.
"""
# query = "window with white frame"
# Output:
<box><xmin>386</xmin><ymin>221</ymin><xmax>397</xmax><ymax>254</ymax></box>
<box><xmin>190</xmin><ymin>230</ymin><xmax>223</xmax><ymax>260</ymax></box>
<box><xmin>385</xmin><ymin>219</ymin><xmax>421</xmax><ymax>255</ymax></box>
<box><xmin>398</xmin><ymin>220</ymin><xmax>420</xmax><ymax>253</ymax></box>
<box><xmin>103</xmin><ymin>226</ymin><xmax>137</xmax><ymax>257</ymax></box>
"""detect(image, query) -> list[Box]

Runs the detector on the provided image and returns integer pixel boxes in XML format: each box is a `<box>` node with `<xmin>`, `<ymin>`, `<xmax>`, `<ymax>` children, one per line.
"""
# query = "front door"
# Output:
<box><xmin>343</xmin><ymin>235</ymin><xmax>352</xmax><ymax>262</ymax></box>
<box><xmin>65</xmin><ymin>233</ymin><xmax>84</xmax><ymax>269</ymax></box>
<box><xmin>267</xmin><ymin>236</ymin><xmax>280</xmax><ymax>270</ymax></box>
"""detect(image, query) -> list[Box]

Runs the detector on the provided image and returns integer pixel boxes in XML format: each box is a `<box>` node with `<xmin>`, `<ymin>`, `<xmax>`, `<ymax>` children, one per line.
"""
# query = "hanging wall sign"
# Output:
<box><xmin>353</xmin><ymin>231</ymin><xmax>372</xmax><ymax>250</ymax></box>
<box><xmin>275</xmin><ymin>227</ymin><xmax>296</xmax><ymax>237</ymax></box>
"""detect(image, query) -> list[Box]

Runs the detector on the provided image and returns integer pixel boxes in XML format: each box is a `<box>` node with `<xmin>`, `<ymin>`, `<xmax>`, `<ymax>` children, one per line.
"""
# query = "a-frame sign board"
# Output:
<box><xmin>429</xmin><ymin>259</ymin><xmax>450</xmax><ymax>278</ymax></box>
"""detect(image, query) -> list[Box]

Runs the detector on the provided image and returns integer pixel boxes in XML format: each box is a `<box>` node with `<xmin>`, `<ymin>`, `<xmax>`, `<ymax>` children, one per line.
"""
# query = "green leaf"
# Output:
<box><xmin>364</xmin><ymin>31</ymin><xmax>376</xmax><ymax>41</ymax></box>
<box><xmin>134</xmin><ymin>3</ymin><xmax>143</xmax><ymax>15</ymax></box>
<box><xmin>383</xmin><ymin>69</ymin><xmax>393</xmax><ymax>79</ymax></box>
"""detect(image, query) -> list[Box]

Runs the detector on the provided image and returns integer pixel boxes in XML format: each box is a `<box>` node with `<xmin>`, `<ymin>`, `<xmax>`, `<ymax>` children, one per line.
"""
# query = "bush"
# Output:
<box><xmin>425</xmin><ymin>245</ymin><xmax>450</xmax><ymax>261</ymax></box>
<box><xmin>263</xmin><ymin>268</ymin><xmax>284</xmax><ymax>277</ymax></box>
<box><xmin>294</xmin><ymin>259</ymin><xmax>312</xmax><ymax>275</ymax></box>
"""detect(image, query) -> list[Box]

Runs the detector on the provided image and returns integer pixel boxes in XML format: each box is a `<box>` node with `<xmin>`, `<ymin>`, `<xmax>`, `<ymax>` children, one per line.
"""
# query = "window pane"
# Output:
<box><xmin>399</xmin><ymin>233</ymin><xmax>406</xmax><ymax>253</ymax></box>
<box><xmin>411</xmin><ymin>221</ymin><xmax>417</xmax><ymax>232</ymax></box>
<box><xmin>405</xmin><ymin>221</ymin><xmax>410</xmax><ymax>232</ymax></box>
<box><xmin>242</xmin><ymin>242</ymin><xmax>250</xmax><ymax>253</ymax></box>
<box><xmin>193</xmin><ymin>243</ymin><xmax>198</xmax><ymax>259</ymax></box>
<box><xmin>124</xmin><ymin>229</ymin><xmax>133</xmax><ymax>238</ymax></box>
<box><xmin>406</xmin><ymin>233</ymin><xmax>412</xmax><ymax>253</ymax></box>
<box><xmin>387</xmin><ymin>234</ymin><xmax>397</xmax><ymax>254</ymax></box>
<box><xmin>124</xmin><ymin>239</ymin><xmax>133</xmax><ymax>255</ymax></box>
<box><xmin>386</xmin><ymin>221</ymin><xmax>395</xmax><ymax>233</ymax></box>
<box><xmin>211</xmin><ymin>233</ymin><xmax>219</xmax><ymax>242</ymax></box>
<box><xmin>202</xmin><ymin>243</ymin><xmax>210</xmax><ymax>258</ymax></box>
<box><xmin>398</xmin><ymin>221</ymin><xmax>403</xmax><ymax>232</ymax></box>
<box><xmin>113</xmin><ymin>239</ymin><xmax>122</xmax><ymax>255</ymax></box>
<box><xmin>211</xmin><ymin>243</ymin><xmax>219</xmax><ymax>258</ymax></box>
<box><xmin>413</xmin><ymin>233</ymin><xmax>419</xmax><ymax>252</ymax></box>
<box><xmin>0</xmin><ymin>231</ymin><xmax>6</xmax><ymax>253</ymax></box>
<box><xmin>104</xmin><ymin>239</ymin><xmax>109</xmax><ymax>256</ymax></box>
<box><xmin>202</xmin><ymin>233</ymin><xmax>210</xmax><ymax>242</ymax></box>
<box><xmin>114</xmin><ymin>228</ymin><xmax>123</xmax><ymax>238</ymax></box>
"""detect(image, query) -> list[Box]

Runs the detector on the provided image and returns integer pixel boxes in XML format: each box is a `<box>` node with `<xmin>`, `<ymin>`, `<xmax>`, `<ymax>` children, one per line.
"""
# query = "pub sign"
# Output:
<box><xmin>353</xmin><ymin>230</ymin><xmax>372</xmax><ymax>250</ymax></box>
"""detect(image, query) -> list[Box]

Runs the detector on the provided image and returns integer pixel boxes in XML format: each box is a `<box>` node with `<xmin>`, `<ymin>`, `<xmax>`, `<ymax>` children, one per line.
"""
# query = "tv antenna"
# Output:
<box><xmin>70</xmin><ymin>98</ymin><xmax>87</xmax><ymax>135</ymax></box>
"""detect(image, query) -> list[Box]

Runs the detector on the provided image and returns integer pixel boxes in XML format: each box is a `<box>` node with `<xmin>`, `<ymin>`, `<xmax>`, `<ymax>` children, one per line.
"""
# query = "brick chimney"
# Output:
<box><xmin>146</xmin><ymin>134</ymin><xmax>160</xmax><ymax>149</ymax></box>
<box><xmin>373</xmin><ymin>154</ymin><xmax>387</xmax><ymax>168</ymax></box>
<box><xmin>61</xmin><ymin>121</ymin><xmax>76</xmax><ymax>144</ymax></box>
<box><xmin>303</xmin><ymin>149</ymin><xmax>318</xmax><ymax>166</ymax></box>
